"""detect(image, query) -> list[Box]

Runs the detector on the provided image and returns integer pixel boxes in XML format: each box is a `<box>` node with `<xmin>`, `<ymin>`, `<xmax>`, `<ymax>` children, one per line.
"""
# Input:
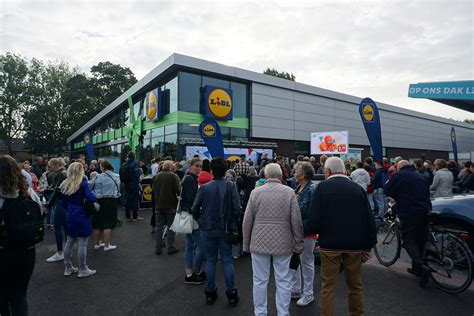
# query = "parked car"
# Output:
<box><xmin>430</xmin><ymin>194</ymin><xmax>474</xmax><ymax>254</ymax></box>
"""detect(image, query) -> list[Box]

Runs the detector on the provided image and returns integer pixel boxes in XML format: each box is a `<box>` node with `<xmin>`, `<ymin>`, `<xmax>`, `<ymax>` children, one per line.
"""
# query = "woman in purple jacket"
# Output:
<box><xmin>60</xmin><ymin>162</ymin><xmax>97</xmax><ymax>278</ymax></box>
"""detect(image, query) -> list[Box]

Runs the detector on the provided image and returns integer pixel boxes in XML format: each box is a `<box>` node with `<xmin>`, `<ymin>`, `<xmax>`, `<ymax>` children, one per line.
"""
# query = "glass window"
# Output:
<box><xmin>165</xmin><ymin>124</ymin><xmax>177</xmax><ymax>135</ymax></box>
<box><xmin>150</xmin><ymin>127</ymin><xmax>164</xmax><ymax>138</ymax></box>
<box><xmin>178</xmin><ymin>123</ymin><xmax>199</xmax><ymax>135</ymax></box>
<box><xmin>133</xmin><ymin>100</ymin><xmax>141</xmax><ymax>119</ymax></box>
<box><xmin>164</xmin><ymin>133</ymin><xmax>178</xmax><ymax>159</ymax></box>
<box><xmin>166</xmin><ymin>77</ymin><xmax>178</xmax><ymax>113</ymax></box>
<box><xmin>231</xmin><ymin>82</ymin><xmax>248</xmax><ymax>117</ymax></box>
<box><xmin>179</xmin><ymin>72</ymin><xmax>201</xmax><ymax>113</ymax></box>
<box><xmin>220</xmin><ymin>127</ymin><xmax>231</xmax><ymax>140</ymax></box>
<box><xmin>202</xmin><ymin>76</ymin><xmax>230</xmax><ymax>89</ymax></box>
<box><xmin>230</xmin><ymin>128</ymin><xmax>248</xmax><ymax>140</ymax></box>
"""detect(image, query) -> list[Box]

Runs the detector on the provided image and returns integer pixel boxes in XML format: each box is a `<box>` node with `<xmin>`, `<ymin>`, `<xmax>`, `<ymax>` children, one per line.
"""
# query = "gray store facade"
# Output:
<box><xmin>67</xmin><ymin>53</ymin><xmax>474</xmax><ymax>162</ymax></box>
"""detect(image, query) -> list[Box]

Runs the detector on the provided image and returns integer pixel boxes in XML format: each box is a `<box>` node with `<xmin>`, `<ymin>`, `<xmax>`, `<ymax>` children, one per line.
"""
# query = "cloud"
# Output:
<box><xmin>1</xmin><ymin>0</ymin><xmax>472</xmax><ymax>121</ymax></box>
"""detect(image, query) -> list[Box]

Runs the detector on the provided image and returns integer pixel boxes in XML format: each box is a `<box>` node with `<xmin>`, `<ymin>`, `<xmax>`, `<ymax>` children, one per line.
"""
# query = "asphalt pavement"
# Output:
<box><xmin>29</xmin><ymin>208</ymin><xmax>474</xmax><ymax>316</ymax></box>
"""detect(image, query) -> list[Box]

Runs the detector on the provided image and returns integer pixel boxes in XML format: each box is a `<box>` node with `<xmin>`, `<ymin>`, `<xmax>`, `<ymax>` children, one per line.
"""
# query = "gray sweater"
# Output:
<box><xmin>430</xmin><ymin>168</ymin><xmax>453</xmax><ymax>197</ymax></box>
<box><xmin>242</xmin><ymin>179</ymin><xmax>304</xmax><ymax>256</ymax></box>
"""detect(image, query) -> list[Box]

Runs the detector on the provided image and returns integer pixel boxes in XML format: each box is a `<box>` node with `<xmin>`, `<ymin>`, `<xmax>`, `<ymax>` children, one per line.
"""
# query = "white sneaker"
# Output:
<box><xmin>64</xmin><ymin>266</ymin><xmax>79</xmax><ymax>276</ymax></box>
<box><xmin>291</xmin><ymin>291</ymin><xmax>301</xmax><ymax>299</ymax></box>
<box><xmin>78</xmin><ymin>267</ymin><xmax>96</xmax><ymax>278</ymax></box>
<box><xmin>296</xmin><ymin>295</ymin><xmax>314</xmax><ymax>307</ymax></box>
<box><xmin>46</xmin><ymin>252</ymin><xmax>64</xmax><ymax>262</ymax></box>
<box><xmin>104</xmin><ymin>245</ymin><xmax>117</xmax><ymax>252</ymax></box>
<box><xmin>94</xmin><ymin>242</ymin><xmax>105</xmax><ymax>250</ymax></box>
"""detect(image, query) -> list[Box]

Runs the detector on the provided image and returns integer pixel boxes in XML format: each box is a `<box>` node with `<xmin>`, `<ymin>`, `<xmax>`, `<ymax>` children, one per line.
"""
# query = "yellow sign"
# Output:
<box><xmin>146</xmin><ymin>90</ymin><xmax>158</xmax><ymax>121</ymax></box>
<box><xmin>84</xmin><ymin>135</ymin><xmax>91</xmax><ymax>144</ymax></box>
<box><xmin>143</xmin><ymin>185</ymin><xmax>152</xmax><ymax>201</ymax></box>
<box><xmin>363</xmin><ymin>104</ymin><xmax>374</xmax><ymax>122</ymax></box>
<box><xmin>203</xmin><ymin>123</ymin><xmax>216</xmax><ymax>137</ymax></box>
<box><xmin>451</xmin><ymin>130</ymin><xmax>456</xmax><ymax>141</ymax></box>
<box><xmin>208</xmin><ymin>88</ymin><xmax>232</xmax><ymax>119</ymax></box>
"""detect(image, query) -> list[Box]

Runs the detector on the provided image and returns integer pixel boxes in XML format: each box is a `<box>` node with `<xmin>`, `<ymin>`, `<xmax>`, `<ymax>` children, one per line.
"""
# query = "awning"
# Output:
<box><xmin>408</xmin><ymin>80</ymin><xmax>474</xmax><ymax>112</ymax></box>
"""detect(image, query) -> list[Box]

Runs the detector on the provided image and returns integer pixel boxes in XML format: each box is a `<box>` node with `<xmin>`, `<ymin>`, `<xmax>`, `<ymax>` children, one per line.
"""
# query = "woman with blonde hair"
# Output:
<box><xmin>60</xmin><ymin>162</ymin><xmax>98</xmax><ymax>278</ymax></box>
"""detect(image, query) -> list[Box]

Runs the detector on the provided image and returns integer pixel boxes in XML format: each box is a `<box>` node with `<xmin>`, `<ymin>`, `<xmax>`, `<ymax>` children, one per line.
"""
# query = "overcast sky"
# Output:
<box><xmin>1</xmin><ymin>0</ymin><xmax>473</xmax><ymax>121</ymax></box>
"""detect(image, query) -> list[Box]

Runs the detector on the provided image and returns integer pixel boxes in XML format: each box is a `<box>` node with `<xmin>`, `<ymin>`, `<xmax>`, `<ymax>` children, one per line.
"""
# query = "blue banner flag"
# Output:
<box><xmin>83</xmin><ymin>132</ymin><xmax>95</xmax><ymax>162</ymax></box>
<box><xmin>451</xmin><ymin>127</ymin><xmax>458</xmax><ymax>164</ymax></box>
<box><xmin>359</xmin><ymin>98</ymin><xmax>383</xmax><ymax>160</ymax></box>
<box><xmin>199</xmin><ymin>118</ymin><xmax>224</xmax><ymax>158</ymax></box>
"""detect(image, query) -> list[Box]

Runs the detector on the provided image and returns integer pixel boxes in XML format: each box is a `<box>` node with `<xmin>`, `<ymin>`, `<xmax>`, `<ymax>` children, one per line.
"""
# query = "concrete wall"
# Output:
<box><xmin>251</xmin><ymin>83</ymin><xmax>474</xmax><ymax>153</ymax></box>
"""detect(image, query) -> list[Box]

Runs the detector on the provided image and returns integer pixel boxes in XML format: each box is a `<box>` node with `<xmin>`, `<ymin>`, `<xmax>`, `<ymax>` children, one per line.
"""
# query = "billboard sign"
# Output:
<box><xmin>311</xmin><ymin>131</ymin><xmax>348</xmax><ymax>155</ymax></box>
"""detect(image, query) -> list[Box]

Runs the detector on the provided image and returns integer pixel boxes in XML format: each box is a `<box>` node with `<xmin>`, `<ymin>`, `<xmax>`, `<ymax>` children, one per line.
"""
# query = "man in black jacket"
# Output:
<box><xmin>384</xmin><ymin>160</ymin><xmax>432</xmax><ymax>287</ymax></box>
<box><xmin>308</xmin><ymin>157</ymin><xmax>376</xmax><ymax>316</ymax></box>
<box><xmin>181</xmin><ymin>157</ymin><xmax>205</xmax><ymax>284</ymax></box>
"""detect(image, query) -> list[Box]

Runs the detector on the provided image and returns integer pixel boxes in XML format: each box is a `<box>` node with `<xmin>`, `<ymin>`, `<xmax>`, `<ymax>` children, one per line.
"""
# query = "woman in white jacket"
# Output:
<box><xmin>430</xmin><ymin>159</ymin><xmax>453</xmax><ymax>197</ymax></box>
<box><xmin>351</xmin><ymin>162</ymin><xmax>370</xmax><ymax>191</ymax></box>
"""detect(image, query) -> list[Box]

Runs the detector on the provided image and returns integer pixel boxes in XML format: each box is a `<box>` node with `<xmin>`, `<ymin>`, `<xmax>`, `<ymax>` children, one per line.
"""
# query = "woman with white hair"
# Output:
<box><xmin>60</xmin><ymin>162</ymin><xmax>98</xmax><ymax>278</ymax></box>
<box><xmin>243</xmin><ymin>163</ymin><xmax>304</xmax><ymax>316</ymax></box>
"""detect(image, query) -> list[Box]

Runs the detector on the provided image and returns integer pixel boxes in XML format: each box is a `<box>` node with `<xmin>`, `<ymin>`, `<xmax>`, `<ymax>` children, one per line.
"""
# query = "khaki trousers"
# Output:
<box><xmin>320</xmin><ymin>251</ymin><xmax>364</xmax><ymax>316</ymax></box>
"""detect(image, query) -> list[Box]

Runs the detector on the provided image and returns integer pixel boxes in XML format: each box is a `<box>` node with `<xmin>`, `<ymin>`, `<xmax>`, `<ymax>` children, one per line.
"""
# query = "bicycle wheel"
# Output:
<box><xmin>426</xmin><ymin>233</ymin><xmax>473</xmax><ymax>294</ymax></box>
<box><xmin>374</xmin><ymin>221</ymin><xmax>401</xmax><ymax>266</ymax></box>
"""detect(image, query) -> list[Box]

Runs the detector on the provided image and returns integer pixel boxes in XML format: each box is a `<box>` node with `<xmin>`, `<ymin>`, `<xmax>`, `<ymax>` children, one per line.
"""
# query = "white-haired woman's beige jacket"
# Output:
<box><xmin>242</xmin><ymin>178</ymin><xmax>304</xmax><ymax>256</ymax></box>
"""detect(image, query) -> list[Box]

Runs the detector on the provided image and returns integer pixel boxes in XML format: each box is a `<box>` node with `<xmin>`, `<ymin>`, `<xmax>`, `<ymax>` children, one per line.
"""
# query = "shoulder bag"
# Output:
<box><xmin>169</xmin><ymin>190</ymin><xmax>193</xmax><ymax>234</ymax></box>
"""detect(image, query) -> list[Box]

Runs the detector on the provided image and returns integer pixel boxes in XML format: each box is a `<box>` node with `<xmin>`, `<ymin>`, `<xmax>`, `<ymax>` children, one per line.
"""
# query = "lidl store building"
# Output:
<box><xmin>67</xmin><ymin>54</ymin><xmax>474</xmax><ymax>163</ymax></box>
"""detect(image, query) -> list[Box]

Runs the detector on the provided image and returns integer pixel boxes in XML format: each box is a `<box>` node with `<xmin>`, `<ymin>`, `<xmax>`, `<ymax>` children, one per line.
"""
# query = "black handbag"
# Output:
<box><xmin>223</xmin><ymin>182</ymin><xmax>240</xmax><ymax>245</ymax></box>
<box><xmin>83</xmin><ymin>199</ymin><xmax>98</xmax><ymax>216</ymax></box>
<box><xmin>290</xmin><ymin>253</ymin><xmax>301</xmax><ymax>270</ymax></box>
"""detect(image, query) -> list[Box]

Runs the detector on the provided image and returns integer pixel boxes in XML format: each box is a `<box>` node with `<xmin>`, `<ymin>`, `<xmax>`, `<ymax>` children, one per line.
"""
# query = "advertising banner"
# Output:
<box><xmin>451</xmin><ymin>127</ymin><xmax>458</xmax><ymax>164</ymax></box>
<box><xmin>340</xmin><ymin>148</ymin><xmax>363</xmax><ymax>167</ymax></box>
<box><xmin>199</xmin><ymin>118</ymin><xmax>225</xmax><ymax>158</ymax></box>
<box><xmin>83</xmin><ymin>132</ymin><xmax>95</xmax><ymax>162</ymax></box>
<box><xmin>359</xmin><ymin>97</ymin><xmax>383</xmax><ymax>160</ymax></box>
<box><xmin>186</xmin><ymin>146</ymin><xmax>273</xmax><ymax>166</ymax></box>
<box><xmin>145</xmin><ymin>88</ymin><xmax>161</xmax><ymax>122</ymax></box>
<box><xmin>203</xmin><ymin>85</ymin><xmax>233</xmax><ymax>120</ymax></box>
<box><xmin>311</xmin><ymin>131</ymin><xmax>348</xmax><ymax>155</ymax></box>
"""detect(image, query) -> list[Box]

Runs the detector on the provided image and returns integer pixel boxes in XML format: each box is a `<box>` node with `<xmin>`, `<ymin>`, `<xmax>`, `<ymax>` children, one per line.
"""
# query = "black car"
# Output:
<box><xmin>430</xmin><ymin>194</ymin><xmax>474</xmax><ymax>253</ymax></box>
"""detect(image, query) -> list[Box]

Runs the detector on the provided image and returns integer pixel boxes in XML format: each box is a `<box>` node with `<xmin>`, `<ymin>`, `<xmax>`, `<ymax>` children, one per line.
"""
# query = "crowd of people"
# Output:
<box><xmin>1</xmin><ymin>150</ymin><xmax>473</xmax><ymax>315</ymax></box>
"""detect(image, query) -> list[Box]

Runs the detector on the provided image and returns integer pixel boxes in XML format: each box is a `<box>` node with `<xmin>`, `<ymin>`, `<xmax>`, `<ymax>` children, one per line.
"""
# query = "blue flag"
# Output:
<box><xmin>199</xmin><ymin>118</ymin><xmax>224</xmax><ymax>158</ymax></box>
<box><xmin>451</xmin><ymin>127</ymin><xmax>458</xmax><ymax>163</ymax></box>
<box><xmin>83</xmin><ymin>132</ymin><xmax>95</xmax><ymax>162</ymax></box>
<box><xmin>359</xmin><ymin>98</ymin><xmax>383</xmax><ymax>160</ymax></box>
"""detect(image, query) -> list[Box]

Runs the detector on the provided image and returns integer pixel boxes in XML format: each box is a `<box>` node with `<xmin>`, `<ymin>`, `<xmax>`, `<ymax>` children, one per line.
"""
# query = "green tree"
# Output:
<box><xmin>0</xmin><ymin>53</ymin><xmax>31</xmax><ymax>154</ymax></box>
<box><xmin>263</xmin><ymin>67</ymin><xmax>296</xmax><ymax>81</ymax></box>
<box><xmin>23</xmin><ymin>60</ymin><xmax>79</xmax><ymax>154</ymax></box>
<box><xmin>90</xmin><ymin>61</ymin><xmax>137</xmax><ymax>107</ymax></box>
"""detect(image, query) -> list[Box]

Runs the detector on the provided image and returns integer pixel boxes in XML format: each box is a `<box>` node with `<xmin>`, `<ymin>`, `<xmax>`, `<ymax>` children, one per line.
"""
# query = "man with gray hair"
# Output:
<box><xmin>308</xmin><ymin>157</ymin><xmax>376</xmax><ymax>316</ymax></box>
<box><xmin>243</xmin><ymin>163</ymin><xmax>304</xmax><ymax>316</ymax></box>
<box><xmin>152</xmin><ymin>160</ymin><xmax>180</xmax><ymax>255</ymax></box>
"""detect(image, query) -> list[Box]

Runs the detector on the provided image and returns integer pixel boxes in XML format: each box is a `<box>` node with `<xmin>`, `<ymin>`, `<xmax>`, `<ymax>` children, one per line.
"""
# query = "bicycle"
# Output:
<box><xmin>374</xmin><ymin>207</ymin><xmax>473</xmax><ymax>294</ymax></box>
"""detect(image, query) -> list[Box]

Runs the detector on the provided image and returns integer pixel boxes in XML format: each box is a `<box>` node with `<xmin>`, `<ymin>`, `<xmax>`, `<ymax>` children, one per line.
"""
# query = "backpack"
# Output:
<box><xmin>0</xmin><ymin>195</ymin><xmax>44</xmax><ymax>250</ymax></box>
<box><xmin>119</xmin><ymin>163</ymin><xmax>131</xmax><ymax>183</ymax></box>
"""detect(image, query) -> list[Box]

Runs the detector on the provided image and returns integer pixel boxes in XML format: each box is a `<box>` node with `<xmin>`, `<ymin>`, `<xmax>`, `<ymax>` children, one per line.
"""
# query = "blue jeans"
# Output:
<box><xmin>201</xmin><ymin>229</ymin><xmax>235</xmax><ymax>293</ymax></box>
<box><xmin>374</xmin><ymin>188</ymin><xmax>386</xmax><ymax>217</ymax></box>
<box><xmin>53</xmin><ymin>203</ymin><xmax>67</xmax><ymax>251</ymax></box>
<box><xmin>185</xmin><ymin>229</ymin><xmax>205</xmax><ymax>271</ymax></box>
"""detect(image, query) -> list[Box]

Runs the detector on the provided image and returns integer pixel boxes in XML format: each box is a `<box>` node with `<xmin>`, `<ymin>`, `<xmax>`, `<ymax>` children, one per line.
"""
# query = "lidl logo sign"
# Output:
<box><xmin>84</xmin><ymin>134</ymin><xmax>91</xmax><ymax>144</ymax></box>
<box><xmin>451</xmin><ymin>130</ymin><xmax>456</xmax><ymax>142</ymax></box>
<box><xmin>143</xmin><ymin>185</ymin><xmax>152</xmax><ymax>201</ymax></box>
<box><xmin>146</xmin><ymin>89</ymin><xmax>161</xmax><ymax>122</ymax></box>
<box><xmin>362</xmin><ymin>104</ymin><xmax>375</xmax><ymax>122</ymax></box>
<box><xmin>202</xmin><ymin>123</ymin><xmax>216</xmax><ymax>137</ymax></box>
<box><xmin>204</xmin><ymin>86</ymin><xmax>233</xmax><ymax>120</ymax></box>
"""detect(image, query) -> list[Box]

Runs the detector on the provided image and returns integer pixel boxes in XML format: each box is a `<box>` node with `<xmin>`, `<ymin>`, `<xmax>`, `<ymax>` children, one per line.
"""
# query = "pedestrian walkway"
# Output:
<box><xmin>29</xmin><ymin>209</ymin><xmax>474</xmax><ymax>315</ymax></box>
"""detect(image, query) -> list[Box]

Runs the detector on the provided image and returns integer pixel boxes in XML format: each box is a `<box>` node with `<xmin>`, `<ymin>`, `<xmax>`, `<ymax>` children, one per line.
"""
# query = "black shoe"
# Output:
<box><xmin>197</xmin><ymin>271</ymin><xmax>206</xmax><ymax>281</ymax></box>
<box><xmin>167</xmin><ymin>247</ymin><xmax>179</xmax><ymax>255</ymax></box>
<box><xmin>407</xmin><ymin>267</ymin><xmax>421</xmax><ymax>277</ymax></box>
<box><xmin>419</xmin><ymin>266</ymin><xmax>430</xmax><ymax>288</ymax></box>
<box><xmin>184</xmin><ymin>274</ymin><xmax>204</xmax><ymax>285</ymax></box>
<box><xmin>205</xmin><ymin>289</ymin><xmax>218</xmax><ymax>305</ymax></box>
<box><xmin>155</xmin><ymin>249</ymin><xmax>162</xmax><ymax>255</ymax></box>
<box><xmin>226</xmin><ymin>289</ymin><xmax>239</xmax><ymax>307</ymax></box>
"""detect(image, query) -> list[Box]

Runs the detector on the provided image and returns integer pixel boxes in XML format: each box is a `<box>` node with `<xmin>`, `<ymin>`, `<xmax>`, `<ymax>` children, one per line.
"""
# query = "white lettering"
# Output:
<box><xmin>436</xmin><ymin>87</ymin><xmax>441</xmax><ymax>94</ymax></box>
<box><xmin>466</xmin><ymin>87</ymin><xmax>473</xmax><ymax>94</ymax></box>
<box><xmin>450</xmin><ymin>88</ymin><xmax>457</xmax><ymax>94</ymax></box>
<box><xmin>444</xmin><ymin>87</ymin><xmax>450</xmax><ymax>94</ymax></box>
<box><xmin>422</xmin><ymin>87</ymin><xmax>429</xmax><ymax>94</ymax></box>
<box><xmin>429</xmin><ymin>88</ymin><xmax>437</xmax><ymax>94</ymax></box>
<box><xmin>416</xmin><ymin>87</ymin><xmax>422</xmax><ymax>93</ymax></box>
<box><xmin>456</xmin><ymin>87</ymin><xmax>464</xmax><ymax>94</ymax></box>
<box><xmin>409</xmin><ymin>87</ymin><xmax>416</xmax><ymax>93</ymax></box>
